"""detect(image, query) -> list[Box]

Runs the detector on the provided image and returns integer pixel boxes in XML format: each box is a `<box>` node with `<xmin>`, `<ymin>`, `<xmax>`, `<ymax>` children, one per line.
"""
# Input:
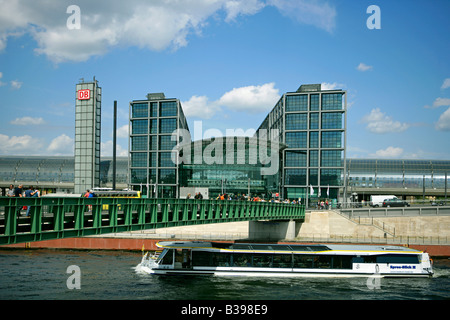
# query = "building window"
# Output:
<box><xmin>286</xmin><ymin>113</ymin><xmax>307</xmax><ymax>130</ymax></box>
<box><xmin>159</xmin><ymin>169</ymin><xmax>176</xmax><ymax>184</ymax></box>
<box><xmin>309</xmin><ymin>150</ymin><xmax>318</xmax><ymax>167</ymax></box>
<box><xmin>321</xmin><ymin>113</ymin><xmax>343</xmax><ymax>129</ymax></box>
<box><xmin>309</xmin><ymin>169</ymin><xmax>318</xmax><ymax>185</ymax></box>
<box><xmin>321</xmin><ymin>131</ymin><xmax>342</xmax><ymax>148</ymax></box>
<box><xmin>131</xmin><ymin>119</ymin><xmax>148</xmax><ymax>134</ymax></box>
<box><xmin>310</xmin><ymin>94</ymin><xmax>319</xmax><ymax>111</ymax></box>
<box><xmin>149</xmin><ymin>135</ymin><xmax>157</xmax><ymax>150</ymax></box>
<box><xmin>285</xmin><ymin>151</ymin><xmax>307</xmax><ymax>167</ymax></box>
<box><xmin>131</xmin><ymin>169</ymin><xmax>147</xmax><ymax>184</ymax></box>
<box><xmin>285</xmin><ymin>132</ymin><xmax>307</xmax><ymax>148</ymax></box>
<box><xmin>321</xmin><ymin>150</ymin><xmax>343</xmax><ymax>167</ymax></box>
<box><xmin>150</xmin><ymin>119</ymin><xmax>158</xmax><ymax>134</ymax></box>
<box><xmin>285</xmin><ymin>169</ymin><xmax>306</xmax><ymax>185</ymax></box>
<box><xmin>132</xmin><ymin>103</ymin><xmax>148</xmax><ymax>118</ymax></box>
<box><xmin>159</xmin><ymin>152</ymin><xmax>177</xmax><ymax>167</ymax></box>
<box><xmin>309</xmin><ymin>131</ymin><xmax>319</xmax><ymax>148</ymax></box>
<box><xmin>131</xmin><ymin>136</ymin><xmax>148</xmax><ymax>151</ymax></box>
<box><xmin>150</xmin><ymin>102</ymin><xmax>157</xmax><ymax>117</ymax></box>
<box><xmin>159</xmin><ymin>135</ymin><xmax>177</xmax><ymax>150</ymax></box>
<box><xmin>160</xmin><ymin>118</ymin><xmax>177</xmax><ymax>134</ymax></box>
<box><xmin>160</xmin><ymin>101</ymin><xmax>177</xmax><ymax>117</ymax></box>
<box><xmin>148</xmin><ymin>169</ymin><xmax>157</xmax><ymax>183</ymax></box>
<box><xmin>321</xmin><ymin>169</ymin><xmax>342</xmax><ymax>186</ymax></box>
<box><xmin>286</xmin><ymin>95</ymin><xmax>308</xmax><ymax>112</ymax></box>
<box><xmin>149</xmin><ymin>152</ymin><xmax>157</xmax><ymax>167</ymax></box>
<box><xmin>131</xmin><ymin>152</ymin><xmax>147</xmax><ymax>167</ymax></box>
<box><xmin>310</xmin><ymin>113</ymin><xmax>319</xmax><ymax>129</ymax></box>
<box><xmin>322</xmin><ymin>93</ymin><xmax>343</xmax><ymax>110</ymax></box>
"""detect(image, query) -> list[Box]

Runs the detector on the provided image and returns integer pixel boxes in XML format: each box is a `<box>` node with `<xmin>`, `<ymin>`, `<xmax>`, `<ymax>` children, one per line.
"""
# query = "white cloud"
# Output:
<box><xmin>435</xmin><ymin>107</ymin><xmax>450</xmax><ymax>131</ymax></box>
<box><xmin>361</xmin><ymin>108</ymin><xmax>410</xmax><ymax>134</ymax></box>
<box><xmin>321</xmin><ymin>82</ymin><xmax>345</xmax><ymax>90</ymax></box>
<box><xmin>10</xmin><ymin>80</ymin><xmax>22</xmax><ymax>89</ymax></box>
<box><xmin>10</xmin><ymin>116</ymin><xmax>45</xmax><ymax>126</ymax></box>
<box><xmin>182</xmin><ymin>95</ymin><xmax>221</xmax><ymax>119</ymax></box>
<box><xmin>47</xmin><ymin>134</ymin><xmax>74</xmax><ymax>155</ymax></box>
<box><xmin>117</xmin><ymin>125</ymin><xmax>129</xmax><ymax>138</ymax></box>
<box><xmin>0</xmin><ymin>133</ymin><xmax>45</xmax><ymax>155</ymax></box>
<box><xmin>357</xmin><ymin>62</ymin><xmax>373</xmax><ymax>72</ymax></box>
<box><xmin>372</xmin><ymin>146</ymin><xmax>404</xmax><ymax>158</ymax></box>
<box><xmin>0</xmin><ymin>71</ymin><xmax>5</xmax><ymax>86</ymax></box>
<box><xmin>218</xmin><ymin>82</ymin><xmax>280</xmax><ymax>113</ymax></box>
<box><xmin>268</xmin><ymin>0</ymin><xmax>336</xmax><ymax>33</ymax></box>
<box><xmin>424</xmin><ymin>97</ymin><xmax>450</xmax><ymax>109</ymax></box>
<box><xmin>182</xmin><ymin>82</ymin><xmax>280</xmax><ymax>119</ymax></box>
<box><xmin>224</xmin><ymin>0</ymin><xmax>266</xmax><ymax>22</ymax></box>
<box><xmin>0</xmin><ymin>0</ymin><xmax>337</xmax><ymax>63</ymax></box>
<box><xmin>441</xmin><ymin>78</ymin><xmax>450</xmax><ymax>90</ymax></box>
<box><xmin>101</xmin><ymin>140</ymin><xmax>128</xmax><ymax>157</ymax></box>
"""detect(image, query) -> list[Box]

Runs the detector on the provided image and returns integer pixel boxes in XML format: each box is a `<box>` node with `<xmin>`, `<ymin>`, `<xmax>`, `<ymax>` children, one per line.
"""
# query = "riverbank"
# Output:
<box><xmin>2</xmin><ymin>236</ymin><xmax>449</xmax><ymax>257</ymax></box>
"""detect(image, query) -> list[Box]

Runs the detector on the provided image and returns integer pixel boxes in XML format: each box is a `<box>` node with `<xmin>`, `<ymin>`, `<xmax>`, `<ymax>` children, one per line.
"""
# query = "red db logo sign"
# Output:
<box><xmin>78</xmin><ymin>89</ymin><xmax>90</xmax><ymax>100</ymax></box>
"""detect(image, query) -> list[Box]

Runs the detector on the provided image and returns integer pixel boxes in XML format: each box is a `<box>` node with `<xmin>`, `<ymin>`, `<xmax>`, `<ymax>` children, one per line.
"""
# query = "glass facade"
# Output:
<box><xmin>257</xmin><ymin>84</ymin><xmax>346</xmax><ymax>204</ymax></box>
<box><xmin>129</xmin><ymin>93</ymin><xmax>189</xmax><ymax>198</ymax></box>
<box><xmin>3</xmin><ymin>84</ymin><xmax>449</xmax><ymax>204</ymax></box>
<box><xmin>179</xmin><ymin>137</ymin><xmax>283</xmax><ymax>199</ymax></box>
<box><xmin>347</xmin><ymin>159</ymin><xmax>450</xmax><ymax>192</ymax></box>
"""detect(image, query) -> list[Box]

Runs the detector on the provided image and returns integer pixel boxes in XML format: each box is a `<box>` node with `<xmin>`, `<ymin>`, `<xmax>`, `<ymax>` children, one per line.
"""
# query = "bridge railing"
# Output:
<box><xmin>0</xmin><ymin>197</ymin><xmax>305</xmax><ymax>245</ymax></box>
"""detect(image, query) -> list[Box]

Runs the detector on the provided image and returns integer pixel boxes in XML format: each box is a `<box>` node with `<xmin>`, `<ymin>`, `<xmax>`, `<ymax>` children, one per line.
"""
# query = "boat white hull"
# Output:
<box><xmin>144</xmin><ymin>265</ymin><xmax>432</xmax><ymax>278</ymax></box>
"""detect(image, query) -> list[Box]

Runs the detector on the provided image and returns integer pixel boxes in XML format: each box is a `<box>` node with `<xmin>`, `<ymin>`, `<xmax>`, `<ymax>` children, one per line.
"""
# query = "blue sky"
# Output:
<box><xmin>0</xmin><ymin>0</ymin><xmax>449</xmax><ymax>159</ymax></box>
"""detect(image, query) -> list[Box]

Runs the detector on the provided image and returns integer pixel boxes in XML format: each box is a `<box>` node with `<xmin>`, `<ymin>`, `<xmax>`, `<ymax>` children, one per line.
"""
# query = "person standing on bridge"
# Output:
<box><xmin>13</xmin><ymin>185</ymin><xmax>23</xmax><ymax>217</ymax></box>
<box><xmin>7</xmin><ymin>184</ymin><xmax>14</xmax><ymax>197</ymax></box>
<box><xmin>24</xmin><ymin>186</ymin><xmax>38</xmax><ymax>217</ymax></box>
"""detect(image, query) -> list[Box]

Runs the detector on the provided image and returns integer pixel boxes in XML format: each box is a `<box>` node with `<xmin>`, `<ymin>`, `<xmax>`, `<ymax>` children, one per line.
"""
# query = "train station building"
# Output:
<box><xmin>0</xmin><ymin>83</ymin><xmax>448</xmax><ymax>206</ymax></box>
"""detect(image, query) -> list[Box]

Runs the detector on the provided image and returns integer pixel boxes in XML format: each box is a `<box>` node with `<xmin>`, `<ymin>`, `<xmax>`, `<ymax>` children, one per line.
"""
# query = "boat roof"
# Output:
<box><xmin>156</xmin><ymin>241</ymin><xmax>421</xmax><ymax>254</ymax></box>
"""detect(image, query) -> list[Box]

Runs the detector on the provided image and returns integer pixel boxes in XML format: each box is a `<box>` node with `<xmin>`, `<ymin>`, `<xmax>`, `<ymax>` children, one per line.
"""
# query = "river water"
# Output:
<box><xmin>0</xmin><ymin>249</ymin><xmax>449</xmax><ymax>302</ymax></box>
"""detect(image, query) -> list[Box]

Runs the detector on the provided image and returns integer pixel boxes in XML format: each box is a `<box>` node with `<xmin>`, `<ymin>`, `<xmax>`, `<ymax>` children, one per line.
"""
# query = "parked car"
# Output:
<box><xmin>382</xmin><ymin>198</ymin><xmax>410</xmax><ymax>207</ymax></box>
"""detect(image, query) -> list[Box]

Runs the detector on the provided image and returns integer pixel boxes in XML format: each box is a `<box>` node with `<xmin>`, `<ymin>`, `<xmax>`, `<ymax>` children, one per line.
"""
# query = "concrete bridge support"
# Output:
<box><xmin>249</xmin><ymin>220</ymin><xmax>300</xmax><ymax>241</ymax></box>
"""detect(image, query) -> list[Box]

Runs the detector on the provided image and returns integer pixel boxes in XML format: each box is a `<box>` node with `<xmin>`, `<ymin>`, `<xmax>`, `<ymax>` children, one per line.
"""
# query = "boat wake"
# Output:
<box><xmin>134</xmin><ymin>252</ymin><xmax>158</xmax><ymax>274</ymax></box>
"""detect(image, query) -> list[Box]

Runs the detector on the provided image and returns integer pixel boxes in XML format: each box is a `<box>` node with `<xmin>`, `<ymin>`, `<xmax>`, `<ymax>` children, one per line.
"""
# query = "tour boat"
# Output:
<box><xmin>138</xmin><ymin>241</ymin><xmax>433</xmax><ymax>278</ymax></box>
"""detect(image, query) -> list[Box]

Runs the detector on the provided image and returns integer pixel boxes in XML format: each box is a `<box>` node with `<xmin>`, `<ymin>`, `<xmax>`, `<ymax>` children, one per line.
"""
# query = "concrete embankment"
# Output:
<box><xmin>3</xmin><ymin>237</ymin><xmax>450</xmax><ymax>257</ymax></box>
<box><xmin>2</xmin><ymin>210</ymin><xmax>449</xmax><ymax>257</ymax></box>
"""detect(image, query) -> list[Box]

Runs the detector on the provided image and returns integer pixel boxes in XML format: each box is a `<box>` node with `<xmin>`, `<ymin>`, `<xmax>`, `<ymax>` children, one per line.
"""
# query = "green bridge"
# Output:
<box><xmin>0</xmin><ymin>197</ymin><xmax>305</xmax><ymax>245</ymax></box>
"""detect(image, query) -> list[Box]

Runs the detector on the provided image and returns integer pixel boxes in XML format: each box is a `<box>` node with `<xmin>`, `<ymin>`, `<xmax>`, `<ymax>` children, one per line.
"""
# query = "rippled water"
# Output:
<box><xmin>0</xmin><ymin>249</ymin><xmax>449</xmax><ymax>301</ymax></box>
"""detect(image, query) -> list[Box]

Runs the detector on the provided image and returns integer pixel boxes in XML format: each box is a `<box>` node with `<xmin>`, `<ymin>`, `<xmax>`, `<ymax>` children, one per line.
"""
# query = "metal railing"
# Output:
<box><xmin>0</xmin><ymin>197</ymin><xmax>305</xmax><ymax>245</ymax></box>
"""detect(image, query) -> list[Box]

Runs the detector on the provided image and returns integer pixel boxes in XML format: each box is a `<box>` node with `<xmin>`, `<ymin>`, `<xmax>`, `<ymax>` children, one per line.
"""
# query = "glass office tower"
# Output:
<box><xmin>74</xmin><ymin>78</ymin><xmax>101</xmax><ymax>194</ymax></box>
<box><xmin>129</xmin><ymin>93</ymin><xmax>189</xmax><ymax>198</ymax></box>
<box><xmin>257</xmin><ymin>84</ymin><xmax>347</xmax><ymax>206</ymax></box>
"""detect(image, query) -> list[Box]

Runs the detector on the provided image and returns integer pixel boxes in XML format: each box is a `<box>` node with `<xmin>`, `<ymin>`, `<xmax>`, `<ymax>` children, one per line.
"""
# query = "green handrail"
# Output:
<box><xmin>0</xmin><ymin>197</ymin><xmax>305</xmax><ymax>245</ymax></box>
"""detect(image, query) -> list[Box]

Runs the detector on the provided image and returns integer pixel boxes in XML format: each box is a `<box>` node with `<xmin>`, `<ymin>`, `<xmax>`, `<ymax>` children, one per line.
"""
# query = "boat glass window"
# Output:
<box><xmin>160</xmin><ymin>249</ymin><xmax>174</xmax><ymax>265</ymax></box>
<box><xmin>233</xmin><ymin>253</ymin><xmax>252</xmax><ymax>266</ymax></box>
<box><xmin>315</xmin><ymin>255</ymin><xmax>332</xmax><ymax>268</ymax></box>
<box><xmin>376</xmin><ymin>254</ymin><xmax>420</xmax><ymax>264</ymax></box>
<box><xmin>192</xmin><ymin>251</ymin><xmax>213</xmax><ymax>266</ymax></box>
<box><xmin>273</xmin><ymin>245</ymin><xmax>292</xmax><ymax>251</ymax></box>
<box><xmin>293</xmin><ymin>255</ymin><xmax>314</xmax><ymax>268</ymax></box>
<box><xmin>272</xmin><ymin>254</ymin><xmax>292</xmax><ymax>268</ymax></box>
<box><xmin>332</xmin><ymin>256</ymin><xmax>353</xmax><ymax>269</ymax></box>
<box><xmin>252</xmin><ymin>254</ymin><xmax>273</xmax><ymax>267</ymax></box>
<box><xmin>231</xmin><ymin>244</ymin><xmax>252</xmax><ymax>250</ymax></box>
<box><xmin>251</xmin><ymin>245</ymin><xmax>273</xmax><ymax>251</ymax></box>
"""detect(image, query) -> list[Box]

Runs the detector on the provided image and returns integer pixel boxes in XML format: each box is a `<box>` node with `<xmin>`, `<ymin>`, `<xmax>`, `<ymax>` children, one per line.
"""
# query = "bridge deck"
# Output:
<box><xmin>0</xmin><ymin>197</ymin><xmax>305</xmax><ymax>245</ymax></box>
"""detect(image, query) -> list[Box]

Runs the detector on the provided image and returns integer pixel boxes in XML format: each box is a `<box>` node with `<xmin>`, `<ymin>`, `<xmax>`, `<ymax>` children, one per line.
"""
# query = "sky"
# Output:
<box><xmin>0</xmin><ymin>0</ymin><xmax>449</xmax><ymax>160</ymax></box>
